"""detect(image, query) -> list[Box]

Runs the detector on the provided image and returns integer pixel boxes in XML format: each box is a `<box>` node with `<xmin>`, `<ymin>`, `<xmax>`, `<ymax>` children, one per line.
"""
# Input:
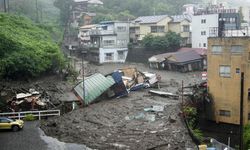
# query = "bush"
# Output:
<box><xmin>142</xmin><ymin>31</ymin><xmax>182</xmax><ymax>51</ymax></box>
<box><xmin>0</xmin><ymin>13</ymin><xmax>65</xmax><ymax>79</ymax></box>
<box><xmin>244</xmin><ymin>124</ymin><xmax>250</xmax><ymax>149</ymax></box>
<box><xmin>192</xmin><ymin>128</ymin><xmax>204</xmax><ymax>142</ymax></box>
<box><xmin>23</xmin><ymin>114</ymin><xmax>36</xmax><ymax>121</ymax></box>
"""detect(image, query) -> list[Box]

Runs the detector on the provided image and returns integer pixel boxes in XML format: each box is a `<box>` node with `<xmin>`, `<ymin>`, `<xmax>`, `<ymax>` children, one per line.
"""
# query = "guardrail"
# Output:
<box><xmin>0</xmin><ymin>110</ymin><xmax>60</xmax><ymax>120</ymax></box>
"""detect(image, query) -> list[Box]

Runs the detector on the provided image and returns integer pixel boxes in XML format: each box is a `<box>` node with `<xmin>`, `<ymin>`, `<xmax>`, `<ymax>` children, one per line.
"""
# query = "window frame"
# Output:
<box><xmin>211</xmin><ymin>45</ymin><xmax>222</xmax><ymax>54</ymax></box>
<box><xmin>219</xmin><ymin>110</ymin><xmax>231</xmax><ymax>117</ymax></box>
<box><xmin>231</xmin><ymin>45</ymin><xmax>243</xmax><ymax>54</ymax></box>
<box><xmin>219</xmin><ymin>65</ymin><xmax>231</xmax><ymax>77</ymax></box>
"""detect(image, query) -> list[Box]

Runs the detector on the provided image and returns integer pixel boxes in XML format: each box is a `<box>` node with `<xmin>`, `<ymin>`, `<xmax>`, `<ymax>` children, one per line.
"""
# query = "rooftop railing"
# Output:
<box><xmin>209</xmin><ymin>27</ymin><xmax>250</xmax><ymax>38</ymax></box>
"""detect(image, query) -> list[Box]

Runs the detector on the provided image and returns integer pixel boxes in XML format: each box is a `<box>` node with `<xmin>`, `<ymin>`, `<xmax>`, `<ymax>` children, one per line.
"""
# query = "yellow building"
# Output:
<box><xmin>130</xmin><ymin>15</ymin><xmax>191</xmax><ymax>46</ymax></box>
<box><xmin>168</xmin><ymin>15</ymin><xmax>192</xmax><ymax>46</ymax></box>
<box><xmin>207</xmin><ymin>35</ymin><xmax>250</xmax><ymax>125</ymax></box>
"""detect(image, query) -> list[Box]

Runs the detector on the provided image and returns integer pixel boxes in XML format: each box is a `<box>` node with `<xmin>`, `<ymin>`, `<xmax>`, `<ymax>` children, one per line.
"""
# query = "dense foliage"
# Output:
<box><xmin>244</xmin><ymin>124</ymin><xmax>250</xmax><ymax>149</ymax></box>
<box><xmin>0</xmin><ymin>13</ymin><xmax>64</xmax><ymax>79</ymax></box>
<box><xmin>142</xmin><ymin>32</ymin><xmax>182</xmax><ymax>51</ymax></box>
<box><xmin>89</xmin><ymin>0</ymin><xmax>199</xmax><ymax>22</ymax></box>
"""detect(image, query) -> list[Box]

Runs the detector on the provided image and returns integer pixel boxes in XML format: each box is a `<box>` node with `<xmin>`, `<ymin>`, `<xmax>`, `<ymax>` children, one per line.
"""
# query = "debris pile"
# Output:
<box><xmin>0</xmin><ymin>76</ymin><xmax>74</xmax><ymax>112</ymax></box>
<box><xmin>73</xmin><ymin>67</ymin><xmax>161</xmax><ymax>105</ymax></box>
<box><xmin>8</xmin><ymin>89</ymin><xmax>54</xmax><ymax>112</ymax></box>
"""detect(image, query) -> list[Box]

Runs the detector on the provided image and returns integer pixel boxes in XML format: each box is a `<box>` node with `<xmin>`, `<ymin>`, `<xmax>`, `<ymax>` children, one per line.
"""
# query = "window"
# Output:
<box><xmin>151</xmin><ymin>26</ymin><xmax>157</xmax><ymax>33</ymax></box>
<box><xmin>219</xmin><ymin>66</ymin><xmax>231</xmax><ymax>77</ymax></box>
<box><xmin>183</xmin><ymin>25</ymin><xmax>190</xmax><ymax>32</ymax></box>
<box><xmin>248</xmin><ymin>113</ymin><xmax>250</xmax><ymax>120</ymax></box>
<box><xmin>103</xmin><ymin>40</ymin><xmax>115</xmax><ymax>46</ymax></box>
<box><xmin>212</xmin><ymin>45</ymin><xmax>222</xmax><ymax>54</ymax></box>
<box><xmin>248</xmin><ymin>88</ymin><xmax>250</xmax><ymax>100</ymax></box>
<box><xmin>117</xmin><ymin>26</ymin><xmax>126</xmax><ymax>32</ymax></box>
<box><xmin>203</xmin><ymin>43</ymin><xmax>206</xmax><ymax>47</ymax></box>
<box><xmin>231</xmin><ymin>45</ymin><xmax>243</xmax><ymax>53</ymax></box>
<box><xmin>151</xmin><ymin>26</ymin><xmax>164</xmax><ymax>33</ymax></box>
<box><xmin>118</xmin><ymin>51</ymin><xmax>125</xmax><ymax>60</ymax></box>
<box><xmin>117</xmin><ymin>39</ymin><xmax>127</xmax><ymax>46</ymax></box>
<box><xmin>105</xmin><ymin>53</ymin><xmax>114</xmax><ymax>61</ymax></box>
<box><xmin>201</xmin><ymin>31</ymin><xmax>206</xmax><ymax>35</ymax></box>
<box><xmin>219</xmin><ymin>110</ymin><xmax>231</xmax><ymax>117</ymax></box>
<box><xmin>201</xmin><ymin>19</ymin><xmax>206</xmax><ymax>24</ymax></box>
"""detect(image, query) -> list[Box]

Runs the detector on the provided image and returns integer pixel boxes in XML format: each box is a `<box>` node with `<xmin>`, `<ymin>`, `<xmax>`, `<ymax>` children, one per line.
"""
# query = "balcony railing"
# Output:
<box><xmin>89</xmin><ymin>29</ymin><xmax>116</xmax><ymax>36</ymax></box>
<box><xmin>209</xmin><ymin>27</ymin><xmax>250</xmax><ymax>37</ymax></box>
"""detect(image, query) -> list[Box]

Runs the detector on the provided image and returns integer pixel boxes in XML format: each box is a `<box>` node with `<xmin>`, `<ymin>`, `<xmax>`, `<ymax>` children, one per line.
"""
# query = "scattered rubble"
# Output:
<box><xmin>41</xmin><ymin>63</ymin><xmax>202</xmax><ymax>150</ymax></box>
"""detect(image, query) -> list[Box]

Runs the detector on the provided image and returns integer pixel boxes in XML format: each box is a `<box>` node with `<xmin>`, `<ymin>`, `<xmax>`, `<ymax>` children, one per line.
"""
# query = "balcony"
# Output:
<box><xmin>89</xmin><ymin>29</ymin><xmax>116</xmax><ymax>36</ymax></box>
<box><xmin>209</xmin><ymin>27</ymin><xmax>250</xmax><ymax>38</ymax></box>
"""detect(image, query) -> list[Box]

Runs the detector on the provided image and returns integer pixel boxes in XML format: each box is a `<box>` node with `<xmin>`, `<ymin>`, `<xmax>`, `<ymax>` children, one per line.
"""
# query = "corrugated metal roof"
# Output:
<box><xmin>134</xmin><ymin>15</ymin><xmax>169</xmax><ymax>24</ymax></box>
<box><xmin>170</xmin><ymin>14</ymin><xmax>192</xmax><ymax>23</ymax></box>
<box><xmin>74</xmin><ymin>73</ymin><xmax>115</xmax><ymax>105</ymax></box>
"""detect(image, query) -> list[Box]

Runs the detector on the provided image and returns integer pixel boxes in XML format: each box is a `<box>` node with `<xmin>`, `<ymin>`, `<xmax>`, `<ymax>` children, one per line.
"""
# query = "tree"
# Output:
<box><xmin>142</xmin><ymin>34</ymin><xmax>154</xmax><ymax>49</ymax></box>
<box><xmin>142</xmin><ymin>32</ymin><xmax>182</xmax><ymax>52</ymax></box>
<box><xmin>165</xmin><ymin>31</ymin><xmax>182</xmax><ymax>51</ymax></box>
<box><xmin>54</xmin><ymin>0</ymin><xmax>73</xmax><ymax>24</ymax></box>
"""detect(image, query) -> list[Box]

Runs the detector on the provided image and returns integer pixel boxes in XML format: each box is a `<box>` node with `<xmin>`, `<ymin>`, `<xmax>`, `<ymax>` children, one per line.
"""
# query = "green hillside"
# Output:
<box><xmin>0</xmin><ymin>13</ymin><xmax>64</xmax><ymax>79</ymax></box>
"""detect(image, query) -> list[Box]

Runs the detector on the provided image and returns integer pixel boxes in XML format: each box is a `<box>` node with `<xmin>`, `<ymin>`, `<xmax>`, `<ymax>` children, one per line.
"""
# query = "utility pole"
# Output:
<box><xmin>3</xmin><ymin>0</ymin><xmax>6</xmax><ymax>12</ymax></box>
<box><xmin>82</xmin><ymin>55</ymin><xmax>85</xmax><ymax>102</ymax></box>
<box><xmin>35</xmin><ymin>0</ymin><xmax>39</xmax><ymax>22</ymax></box>
<box><xmin>239</xmin><ymin>72</ymin><xmax>244</xmax><ymax>150</ymax></box>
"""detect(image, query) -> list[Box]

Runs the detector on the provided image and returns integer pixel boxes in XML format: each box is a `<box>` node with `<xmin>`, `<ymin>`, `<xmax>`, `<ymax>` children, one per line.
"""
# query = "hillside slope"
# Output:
<box><xmin>0</xmin><ymin>13</ymin><xmax>64</xmax><ymax>79</ymax></box>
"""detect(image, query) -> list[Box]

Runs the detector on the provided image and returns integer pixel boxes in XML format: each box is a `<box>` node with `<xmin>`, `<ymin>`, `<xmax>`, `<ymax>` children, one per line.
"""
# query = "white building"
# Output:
<box><xmin>192</xmin><ymin>8</ymin><xmax>240</xmax><ymax>48</ymax></box>
<box><xmin>87</xmin><ymin>21</ymin><xmax>129</xmax><ymax>64</ymax></box>
<box><xmin>192</xmin><ymin>14</ymin><xmax>219</xmax><ymax>48</ymax></box>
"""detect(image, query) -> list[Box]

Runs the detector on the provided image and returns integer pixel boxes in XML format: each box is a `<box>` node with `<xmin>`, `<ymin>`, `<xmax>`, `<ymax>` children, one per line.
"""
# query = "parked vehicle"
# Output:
<box><xmin>0</xmin><ymin>117</ymin><xmax>24</xmax><ymax>131</ymax></box>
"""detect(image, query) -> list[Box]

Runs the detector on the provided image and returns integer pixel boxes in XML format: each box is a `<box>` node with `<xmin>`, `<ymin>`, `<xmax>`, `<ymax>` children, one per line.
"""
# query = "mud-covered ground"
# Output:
<box><xmin>41</xmin><ymin>62</ymin><xmax>201</xmax><ymax>150</ymax></box>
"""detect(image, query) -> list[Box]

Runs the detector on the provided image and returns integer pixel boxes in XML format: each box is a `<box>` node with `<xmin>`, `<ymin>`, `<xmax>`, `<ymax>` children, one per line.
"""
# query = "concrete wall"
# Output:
<box><xmin>207</xmin><ymin>37</ymin><xmax>250</xmax><ymax>125</ymax></box>
<box><xmin>192</xmin><ymin>14</ymin><xmax>219</xmax><ymax>48</ymax></box>
<box><xmin>99</xmin><ymin>48</ymin><xmax>128</xmax><ymax>64</ymax></box>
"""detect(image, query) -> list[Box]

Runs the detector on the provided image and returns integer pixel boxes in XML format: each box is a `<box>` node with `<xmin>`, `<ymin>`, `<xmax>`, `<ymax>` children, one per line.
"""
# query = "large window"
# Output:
<box><xmin>103</xmin><ymin>40</ymin><xmax>115</xmax><ymax>46</ymax></box>
<box><xmin>117</xmin><ymin>39</ymin><xmax>127</xmax><ymax>46</ymax></box>
<box><xmin>212</xmin><ymin>45</ymin><xmax>222</xmax><ymax>54</ymax></box>
<box><xmin>183</xmin><ymin>25</ymin><xmax>190</xmax><ymax>32</ymax></box>
<box><xmin>151</xmin><ymin>26</ymin><xmax>165</xmax><ymax>33</ymax></box>
<box><xmin>219</xmin><ymin>110</ymin><xmax>231</xmax><ymax>117</ymax></box>
<box><xmin>105</xmin><ymin>53</ymin><xmax>114</xmax><ymax>61</ymax></box>
<box><xmin>231</xmin><ymin>45</ymin><xmax>243</xmax><ymax>53</ymax></box>
<box><xmin>117</xmin><ymin>26</ymin><xmax>127</xmax><ymax>32</ymax></box>
<box><xmin>219</xmin><ymin>66</ymin><xmax>231</xmax><ymax>77</ymax></box>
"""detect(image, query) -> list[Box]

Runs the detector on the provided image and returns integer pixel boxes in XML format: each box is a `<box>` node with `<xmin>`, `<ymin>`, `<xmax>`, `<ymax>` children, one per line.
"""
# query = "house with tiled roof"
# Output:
<box><xmin>130</xmin><ymin>14</ymin><xmax>192</xmax><ymax>46</ymax></box>
<box><xmin>148</xmin><ymin>49</ymin><xmax>204</xmax><ymax>72</ymax></box>
<box><xmin>130</xmin><ymin>15</ymin><xmax>172</xmax><ymax>43</ymax></box>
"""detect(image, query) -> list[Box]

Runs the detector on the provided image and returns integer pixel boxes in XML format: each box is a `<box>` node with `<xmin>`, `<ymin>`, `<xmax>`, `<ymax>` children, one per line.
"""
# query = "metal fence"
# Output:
<box><xmin>0</xmin><ymin>110</ymin><xmax>60</xmax><ymax>120</ymax></box>
<box><xmin>210</xmin><ymin>138</ymin><xmax>235</xmax><ymax>150</ymax></box>
<box><xmin>209</xmin><ymin>27</ymin><xmax>249</xmax><ymax>37</ymax></box>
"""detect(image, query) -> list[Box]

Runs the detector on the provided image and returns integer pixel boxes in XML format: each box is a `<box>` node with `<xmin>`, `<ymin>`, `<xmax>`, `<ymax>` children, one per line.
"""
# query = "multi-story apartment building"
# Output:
<box><xmin>207</xmin><ymin>28</ymin><xmax>250</xmax><ymax>125</ymax></box>
<box><xmin>129</xmin><ymin>15</ymin><xmax>192</xmax><ymax>46</ymax></box>
<box><xmin>192</xmin><ymin>9</ymin><xmax>240</xmax><ymax>49</ymax></box>
<box><xmin>130</xmin><ymin>15</ymin><xmax>172</xmax><ymax>42</ymax></box>
<box><xmin>85</xmin><ymin>21</ymin><xmax>129</xmax><ymax>64</ymax></box>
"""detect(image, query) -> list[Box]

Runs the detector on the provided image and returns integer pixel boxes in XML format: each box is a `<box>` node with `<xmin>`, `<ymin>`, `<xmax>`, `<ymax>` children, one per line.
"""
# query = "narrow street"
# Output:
<box><xmin>0</xmin><ymin>121</ymin><xmax>90</xmax><ymax>150</ymax></box>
